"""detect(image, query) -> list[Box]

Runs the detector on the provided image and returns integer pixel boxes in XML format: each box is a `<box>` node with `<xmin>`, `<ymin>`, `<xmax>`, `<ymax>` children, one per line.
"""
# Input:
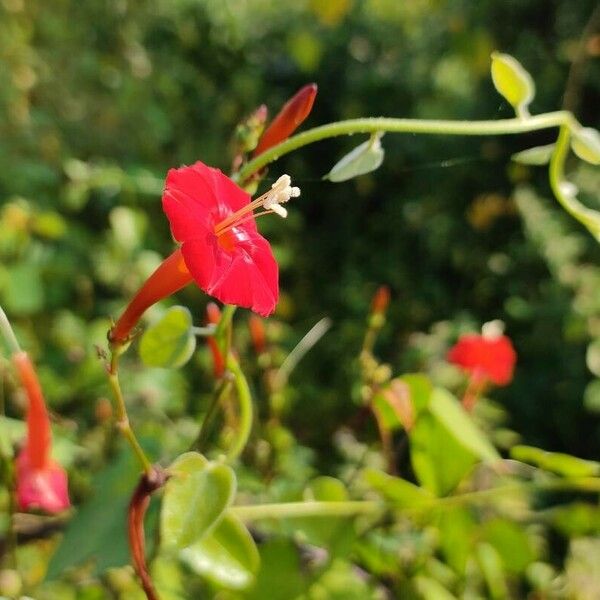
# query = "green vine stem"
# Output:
<box><xmin>225</xmin><ymin>352</ymin><xmax>253</xmax><ymax>462</ymax></box>
<box><xmin>107</xmin><ymin>348</ymin><xmax>153</xmax><ymax>475</ymax></box>
<box><xmin>230</xmin><ymin>475</ymin><xmax>600</xmax><ymax>522</ymax></box>
<box><xmin>234</xmin><ymin>111</ymin><xmax>578</xmax><ymax>183</ymax></box>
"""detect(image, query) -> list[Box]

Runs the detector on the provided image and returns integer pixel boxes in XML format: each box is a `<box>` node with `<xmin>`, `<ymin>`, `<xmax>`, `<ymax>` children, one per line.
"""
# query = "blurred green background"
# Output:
<box><xmin>0</xmin><ymin>0</ymin><xmax>599</xmax><ymax>463</ymax></box>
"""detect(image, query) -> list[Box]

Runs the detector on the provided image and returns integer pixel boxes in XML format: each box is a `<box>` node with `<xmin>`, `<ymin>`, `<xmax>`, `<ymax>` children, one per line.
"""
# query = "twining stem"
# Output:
<box><xmin>235</xmin><ymin>111</ymin><xmax>578</xmax><ymax>183</ymax></box>
<box><xmin>107</xmin><ymin>349</ymin><xmax>153</xmax><ymax>475</ymax></box>
<box><xmin>193</xmin><ymin>378</ymin><xmax>233</xmax><ymax>453</ymax></box>
<box><xmin>226</xmin><ymin>353</ymin><xmax>253</xmax><ymax>462</ymax></box>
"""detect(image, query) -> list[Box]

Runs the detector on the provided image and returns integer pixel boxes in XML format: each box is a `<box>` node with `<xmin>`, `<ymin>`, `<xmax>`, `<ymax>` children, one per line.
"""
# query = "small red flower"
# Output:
<box><xmin>109</xmin><ymin>162</ymin><xmax>299</xmax><ymax>344</ymax></box>
<box><xmin>447</xmin><ymin>330</ymin><xmax>516</xmax><ymax>387</ymax></box>
<box><xmin>13</xmin><ymin>351</ymin><xmax>70</xmax><ymax>514</ymax></box>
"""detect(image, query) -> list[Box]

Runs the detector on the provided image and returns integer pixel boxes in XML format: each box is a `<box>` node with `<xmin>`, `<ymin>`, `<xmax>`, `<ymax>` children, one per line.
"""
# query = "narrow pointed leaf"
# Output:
<box><xmin>510</xmin><ymin>445</ymin><xmax>600</xmax><ymax>477</ymax></box>
<box><xmin>139</xmin><ymin>306</ymin><xmax>196</xmax><ymax>368</ymax></box>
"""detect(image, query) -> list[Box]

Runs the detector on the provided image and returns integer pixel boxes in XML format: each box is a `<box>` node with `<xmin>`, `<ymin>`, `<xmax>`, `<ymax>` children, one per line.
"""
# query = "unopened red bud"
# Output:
<box><xmin>248</xmin><ymin>314</ymin><xmax>266</xmax><ymax>354</ymax></box>
<box><xmin>371</xmin><ymin>286</ymin><xmax>391</xmax><ymax>316</ymax></box>
<box><xmin>253</xmin><ymin>83</ymin><xmax>318</xmax><ymax>156</ymax></box>
<box><xmin>206</xmin><ymin>302</ymin><xmax>221</xmax><ymax>325</ymax></box>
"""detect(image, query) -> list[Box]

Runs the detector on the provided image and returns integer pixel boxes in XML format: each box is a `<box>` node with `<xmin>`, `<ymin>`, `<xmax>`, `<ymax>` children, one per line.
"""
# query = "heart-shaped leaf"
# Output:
<box><xmin>139</xmin><ymin>306</ymin><xmax>196</xmax><ymax>369</ymax></box>
<box><xmin>180</xmin><ymin>513</ymin><xmax>260</xmax><ymax>590</ymax></box>
<box><xmin>512</xmin><ymin>144</ymin><xmax>555</xmax><ymax>165</ymax></box>
<box><xmin>491</xmin><ymin>52</ymin><xmax>535</xmax><ymax>118</ymax></box>
<box><xmin>325</xmin><ymin>133</ymin><xmax>384</xmax><ymax>182</ymax></box>
<box><xmin>161</xmin><ymin>452</ymin><xmax>236</xmax><ymax>550</ymax></box>
<box><xmin>571</xmin><ymin>127</ymin><xmax>600</xmax><ymax>165</ymax></box>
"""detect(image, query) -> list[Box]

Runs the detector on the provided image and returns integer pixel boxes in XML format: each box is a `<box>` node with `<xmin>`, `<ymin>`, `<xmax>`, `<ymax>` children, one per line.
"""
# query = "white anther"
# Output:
<box><xmin>263</xmin><ymin>174</ymin><xmax>300</xmax><ymax>218</ymax></box>
<box><xmin>482</xmin><ymin>319</ymin><xmax>505</xmax><ymax>340</ymax></box>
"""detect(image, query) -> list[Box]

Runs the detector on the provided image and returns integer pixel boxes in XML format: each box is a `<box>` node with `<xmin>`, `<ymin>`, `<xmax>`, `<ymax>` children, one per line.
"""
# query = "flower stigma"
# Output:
<box><xmin>214</xmin><ymin>174</ymin><xmax>300</xmax><ymax>237</ymax></box>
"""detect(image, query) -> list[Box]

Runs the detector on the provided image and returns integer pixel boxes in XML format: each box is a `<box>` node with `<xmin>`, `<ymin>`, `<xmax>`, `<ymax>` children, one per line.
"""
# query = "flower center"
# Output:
<box><xmin>214</xmin><ymin>174</ymin><xmax>300</xmax><ymax>238</ymax></box>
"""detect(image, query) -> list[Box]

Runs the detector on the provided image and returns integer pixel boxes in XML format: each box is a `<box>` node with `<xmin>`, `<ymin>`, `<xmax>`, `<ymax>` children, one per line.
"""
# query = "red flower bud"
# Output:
<box><xmin>253</xmin><ymin>83</ymin><xmax>318</xmax><ymax>156</ymax></box>
<box><xmin>206</xmin><ymin>303</ymin><xmax>225</xmax><ymax>378</ymax></box>
<box><xmin>248</xmin><ymin>314</ymin><xmax>266</xmax><ymax>354</ymax></box>
<box><xmin>371</xmin><ymin>286</ymin><xmax>391</xmax><ymax>316</ymax></box>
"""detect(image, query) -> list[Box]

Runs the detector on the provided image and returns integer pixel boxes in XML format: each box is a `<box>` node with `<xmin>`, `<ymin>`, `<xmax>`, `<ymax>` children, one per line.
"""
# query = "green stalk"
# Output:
<box><xmin>235</xmin><ymin>111</ymin><xmax>578</xmax><ymax>183</ymax></box>
<box><xmin>225</xmin><ymin>353</ymin><xmax>253</xmax><ymax>462</ymax></box>
<box><xmin>231</xmin><ymin>500</ymin><xmax>382</xmax><ymax>521</ymax></box>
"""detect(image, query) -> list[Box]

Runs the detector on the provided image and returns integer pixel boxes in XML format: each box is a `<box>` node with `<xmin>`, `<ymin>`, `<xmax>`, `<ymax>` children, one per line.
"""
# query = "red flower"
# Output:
<box><xmin>253</xmin><ymin>83</ymin><xmax>318</xmax><ymax>156</ymax></box>
<box><xmin>447</xmin><ymin>331</ymin><xmax>516</xmax><ymax>387</ymax></box>
<box><xmin>13</xmin><ymin>351</ymin><xmax>70</xmax><ymax>514</ymax></box>
<box><xmin>109</xmin><ymin>162</ymin><xmax>299</xmax><ymax>344</ymax></box>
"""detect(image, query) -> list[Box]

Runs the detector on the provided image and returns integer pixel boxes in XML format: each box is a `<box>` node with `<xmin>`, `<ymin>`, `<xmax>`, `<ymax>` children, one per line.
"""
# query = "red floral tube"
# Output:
<box><xmin>109</xmin><ymin>248</ymin><xmax>193</xmax><ymax>344</ymax></box>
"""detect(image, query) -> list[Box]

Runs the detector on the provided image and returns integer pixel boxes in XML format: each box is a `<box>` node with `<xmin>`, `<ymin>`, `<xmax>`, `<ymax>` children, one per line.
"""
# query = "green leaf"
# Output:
<box><xmin>490</xmin><ymin>52</ymin><xmax>535</xmax><ymax>117</ymax></box>
<box><xmin>4</xmin><ymin>263</ymin><xmax>45</xmax><ymax>315</ymax></box>
<box><xmin>571</xmin><ymin>127</ymin><xmax>600</xmax><ymax>165</ymax></box>
<box><xmin>429</xmin><ymin>388</ymin><xmax>500</xmax><ymax>462</ymax></box>
<box><xmin>304</xmin><ymin>476</ymin><xmax>348</xmax><ymax>502</ymax></box>
<box><xmin>414</xmin><ymin>575</ymin><xmax>458</xmax><ymax>600</ymax></box>
<box><xmin>400</xmin><ymin>373</ymin><xmax>432</xmax><ymax>415</ymax></box>
<box><xmin>363</xmin><ymin>468</ymin><xmax>434</xmax><ymax>509</ymax></box>
<box><xmin>325</xmin><ymin>133</ymin><xmax>384</xmax><ymax>182</ymax></box>
<box><xmin>482</xmin><ymin>519</ymin><xmax>535</xmax><ymax>574</ymax></box>
<box><xmin>244</xmin><ymin>539</ymin><xmax>308</xmax><ymax>600</ymax></box>
<box><xmin>180</xmin><ymin>514</ymin><xmax>259</xmax><ymax>590</ymax></box>
<box><xmin>512</xmin><ymin>144</ymin><xmax>555</xmax><ymax>165</ymax></box>
<box><xmin>410</xmin><ymin>412</ymin><xmax>477</xmax><ymax>496</ymax></box>
<box><xmin>161</xmin><ymin>452</ymin><xmax>236</xmax><ymax>550</ymax></box>
<box><xmin>139</xmin><ymin>306</ymin><xmax>196</xmax><ymax>369</ymax></box>
<box><xmin>476</xmin><ymin>542</ymin><xmax>509</xmax><ymax>600</ymax></box>
<box><xmin>46</xmin><ymin>446</ymin><xmax>159</xmax><ymax>579</ymax></box>
<box><xmin>510</xmin><ymin>445</ymin><xmax>600</xmax><ymax>477</ymax></box>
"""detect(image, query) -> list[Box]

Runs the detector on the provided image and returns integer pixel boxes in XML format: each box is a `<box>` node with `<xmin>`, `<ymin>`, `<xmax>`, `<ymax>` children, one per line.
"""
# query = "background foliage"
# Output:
<box><xmin>1</xmin><ymin>0</ymin><xmax>600</xmax><ymax>598</ymax></box>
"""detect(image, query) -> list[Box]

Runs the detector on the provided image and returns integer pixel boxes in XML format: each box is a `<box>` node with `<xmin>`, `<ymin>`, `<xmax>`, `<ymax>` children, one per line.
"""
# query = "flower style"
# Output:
<box><xmin>447</xmin><ymin>321</ymin><xmax>517</xmax><ymax>387</ymax></box>
<box><xmin>109</xmin><ymin>162</ymin><xmax>299</xmax><ymax>344</ymax></box>
<box><xmin>13</xmin><ymin>351</ymin><xmax>70</xmax><ymax>513</ymax></box>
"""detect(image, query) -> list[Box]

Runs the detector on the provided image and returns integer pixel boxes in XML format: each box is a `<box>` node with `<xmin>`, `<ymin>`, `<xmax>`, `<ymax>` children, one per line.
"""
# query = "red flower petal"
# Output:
<box><xmin>447</xmin><ymin>333</ymin><xmax>516</xmax><ymax>387</ymax></box>
<box><xmin>163</xmin><ymin>161</ymin><xmax>279</xmax><ymax>316</ymax></box>
<box><xmin>15</xmin><ymin>449</ymin><xmax>70</xmax><ymax>514</ymax></box>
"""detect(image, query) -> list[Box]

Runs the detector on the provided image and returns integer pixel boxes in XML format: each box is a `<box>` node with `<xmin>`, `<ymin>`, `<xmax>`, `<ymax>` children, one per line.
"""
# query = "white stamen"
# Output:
<box><xmin>263</xmin><ymin>174</ymin><xmax>300</xmax><ymax>218</ymax></box>
<box><xmin>482</xmin><ymin>319</ymin><xmax>505</xmax><ymax>340</ymax></box>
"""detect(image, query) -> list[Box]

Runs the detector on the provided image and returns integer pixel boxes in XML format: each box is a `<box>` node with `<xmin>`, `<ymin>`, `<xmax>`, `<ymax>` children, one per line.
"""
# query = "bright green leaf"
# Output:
<box><xmin>139</xmin><ymin>306</ymin><xmax>196</xmax><ymax>369</ymax></box>
<box><xmin>490</xmin><ymin>52</ymin><xmax>535</xmax><ymax>117</ymax></box>
<box><xmin>363</xmin><ymin>468</ymin><xmax>434</xmax><ymax>509</ymax></box>
<box><xmin>482</xmin><ymin>519</ymin><xmax>535</xmax><ymax>574</ymax></box>
<box><xmin>304</xmin><ymin>476</ymin><xmax>348</xmax><ymax>502</ymax></box>
<box><xmin>476</xmin><ymin>542</ymin><xmax>509</xmax><ymax>600</ymax></box>
<box><xmin>571</xmin><ymin>127</ymin><xmax>600</xmax><ymax>165</ymax></box>
<box><xmin>414</xmin><ymin>575</ymin><xmax>458</xmax><ymax>600</ymax></box>
<box><xmin>400</xmin><ymin>373</ymin><xmax>432</xmax><ymax>415</ymax></box>
<box><xmin>510</xmin><ymin>445</ymin><xmax>600</xmax><ymax>477</ymax></box>
<box><xmin>4</xmin><ymin>263</ymin><xmax>44</xmax><ymax>315</ymax></box>
<box><xmin>512</xmin><ymin>144</ymin><xmax>555</xmax><ymax>165</ymax></box>
<box><xmin>180</xmin><ymin>513</ymin><xmax>259</xmax><ymax>590</ymax></box>
<box><xmin>410</xmin><ymin>412</ymin><xmax>477</xmax><ymax>496</ymax></box>
<box><xmin>325</xmin><ymin>133</ymin><xmax>384</xmax><ymax>182</ymax></box>
<box><xmin>429</xmin><ymin>388</ymin><xmax>500</xmax><ymax>463</ymax></box>
<box><xmin>161</xmin><ymin>452</ymin><xmax>236</xmax><ymax>550</ymax></box>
